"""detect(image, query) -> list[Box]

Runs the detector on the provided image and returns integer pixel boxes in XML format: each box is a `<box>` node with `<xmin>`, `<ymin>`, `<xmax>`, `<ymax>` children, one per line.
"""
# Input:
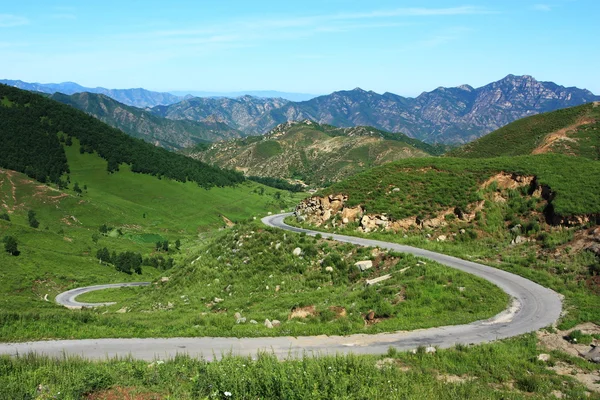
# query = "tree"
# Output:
<box><xmin>96</xmin><ymin>247</ymin><xmax>110</xmax><ymax>264</ymax></box>
<box><xmin>73</xmin><ymin>182</ymin><xmax>82</xmax><ymax>194</ymax></box>
<box><xmin>0</xmin><ymin>212</ymin><xmax>10</xmax><ymax>222</ymax></box>
<box><xmin>162</xmin><ymin>240</ymin><xmax>169</xmax><ymax>252</ymax></box>
<box><xmin>28</xmin><ymin>210</ymin><xmax>39</xmax><ymax>229</ymax></box>
<box><xmin>155</xmin><ymin>241</ymin><xmax>162</xmax><ymax>251</ymax></box>
<box><xmin>3</xmin><ymin>236</ymin><xmax>19</xmax><ymax>256</ymax></box>
<box><xmin>91</xmin><ymin>233</ymin><xmax>99</xmax><ymax>244</ymax></box>
<box><xmin>175</xmin><ymin>239</ymin><xmax>181</xmax><ymax>250</ymax></box>
<box><xmin>99</xmin><ymin>224</ymin><xmax>108</xmax><ymax>234</ymax></box>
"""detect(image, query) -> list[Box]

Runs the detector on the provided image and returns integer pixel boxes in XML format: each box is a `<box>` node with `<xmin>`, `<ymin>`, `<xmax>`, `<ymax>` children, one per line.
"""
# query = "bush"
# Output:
<box><xmin>0</xmin><ymin>212</ymin><xmax>10</xmax><ymax>222</ymax></box>
<box><xmin>3</xmin><ymin>236</ymin><xmax>19</xmax><ymax>256</ymax></box>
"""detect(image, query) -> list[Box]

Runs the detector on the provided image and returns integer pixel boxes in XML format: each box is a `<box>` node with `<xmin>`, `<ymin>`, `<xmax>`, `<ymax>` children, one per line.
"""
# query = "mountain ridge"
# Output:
<box><xmin>155</xmin><ymin>75</ymin><xmax>599</xmax><ymax>144</ymax></box>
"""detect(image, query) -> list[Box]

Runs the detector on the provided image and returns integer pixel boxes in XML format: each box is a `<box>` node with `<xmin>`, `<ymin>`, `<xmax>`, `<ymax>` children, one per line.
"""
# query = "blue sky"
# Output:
<box><xmin>0</xmin><ymin>1</ymin><xmax>598</xmax><ymax>96</ymax></box>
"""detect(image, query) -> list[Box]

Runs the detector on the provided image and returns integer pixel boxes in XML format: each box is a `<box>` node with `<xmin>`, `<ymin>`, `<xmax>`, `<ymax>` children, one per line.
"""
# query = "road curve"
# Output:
<box><xmin>55</xmin><ymin>282</ymin><xmax>151</xmax><ymax>309</ymax></box>
<box><xmin>0</xmin><ymin>213</ymin><xmax>562</xmax><ymax>361</ymax></box>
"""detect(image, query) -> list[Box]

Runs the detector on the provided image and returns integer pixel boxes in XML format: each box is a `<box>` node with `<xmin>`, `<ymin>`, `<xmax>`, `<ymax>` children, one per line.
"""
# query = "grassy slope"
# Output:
<box><xmin>3</xmin><ymin>334</ymin><xmax>598</xmax><ymax>399</ymax></box>
<box><xmin>321</xmin><ymin>154</ymin><xmax>600</xmax><ymax>219</ymax></box>
<box><xmin>449</xmin><ymin>103</ymin><xmax>600</xmax><ymax>159</ymax></box>
<box><xmin>193</xmin><ymin>121</ymin><xmax>434</xmax><ymax>185</ymax></box>
<box><xmin>0</xmin><ymin>140</ymin><xmax>303</xmax><ymax>339</ymax></box>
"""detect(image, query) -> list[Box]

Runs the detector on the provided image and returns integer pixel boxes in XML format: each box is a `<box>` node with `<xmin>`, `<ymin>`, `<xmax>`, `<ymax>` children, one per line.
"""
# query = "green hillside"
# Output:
<box><xmin>449</xmin><ymin>103</ymin><xmax>600</xmax><ymax>159</ymax></box>
<box><xmin>0</xmin><ymin>84</ymin><xmax>243</xmax><ymax>188</ymax></box>
<box><xmin>319</xmin><ymin>155</ymin><xmax>600</xmax><ymax>220</ymax></box>
<box><xmin>190</xmin><ymin>121</ymin><xmax>439</xmax><ymax>185</ymax></box>
<box><xmin>51</xmin><ymin>92</ymin><xmax>242</xmax><ymax>150</ymax></box>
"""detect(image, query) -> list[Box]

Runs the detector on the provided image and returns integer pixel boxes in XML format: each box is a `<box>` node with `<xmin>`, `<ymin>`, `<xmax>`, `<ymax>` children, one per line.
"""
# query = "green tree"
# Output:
<box><xmin>3</xmin><ymin>236</ymin><xmax>19</xmax><ymax>256</ymax></box>
<box><xmin>0</xmin><ymin>212</ymin><xmax>10</xmax><ymax>222</ymax></box>
<box><xmin>28</xmin><ymin>210</ymin><xmax>39</xmax><ymax>229</ymax></box>
<box><xmin>162</xmin><ymin>240</ymin><xmax>169</xmax><ymax>252</ymax></box>
<box><xmin>91</xmin><ymin>233</ymin><xmax>99</xmax><ymax>244</ymax></box>
<box><xmin>73</xmin><ymin>182</ymin><xmax>82</xmax><ymax>194</ymax></box>
<box><xmin>175</xmin><ymin>239</ymin><xmax>181</xmax><ymax>250</ymax></box>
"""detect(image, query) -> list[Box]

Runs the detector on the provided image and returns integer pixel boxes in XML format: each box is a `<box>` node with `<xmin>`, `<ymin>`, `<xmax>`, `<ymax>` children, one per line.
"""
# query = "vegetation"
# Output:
<box><xmin>191</xmin><ymin>121</ymin><xmax>435</xmax><ymax>186</ymax></box>
<box><xmin>0</xmin><ymin>84</ymin><xmax>244</xmax><ymax>188</ymax></box>
<box><xmin>1</xmin><ymin>334</ymin><xmax>597</xmax><ymax>399</ymax></box>
<box><xmin>0</xmin><ymin>135</ymin><xmax>304</xmax><ymax>340</ymax></box>
<box><xmin>320</xmin><ymin>154</ymin><xmax>600</xmax><ymax>220</ymax></box>
<box><xmin>248</xmin><ymin>175</ymin><xmax>304</xmax><ymax>192</ymax></box>
<box><xmin>449</xmin><ymin>103</ymin><xmax>600</xmax><ymax>159</ymax></box>
<box><xmin>0</xmin><ymin>222</ymin><xmax>507</xmax><ymax>340</ymax></box>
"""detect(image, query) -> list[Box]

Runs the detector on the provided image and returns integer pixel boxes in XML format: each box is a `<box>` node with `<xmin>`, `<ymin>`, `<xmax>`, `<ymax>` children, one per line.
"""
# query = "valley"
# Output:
<box><xmin>0</xmin><ymin>82</ymin><xmax>599</xmax><ymax>398</ymax></box>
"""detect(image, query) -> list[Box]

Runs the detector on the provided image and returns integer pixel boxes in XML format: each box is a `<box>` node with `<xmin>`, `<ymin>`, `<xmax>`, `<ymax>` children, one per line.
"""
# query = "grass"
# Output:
<box><xmin>449</xmin><ymin>103</ymin><xmax>600</xmax><ymax>159</ymax></box>
<box><xmin>1</xmin><ymin>334</ymin><xmax>597</xmax><ymax>399</ymax></box>
<box><xmin>0</xmin><ymin>222</ymin><xmax>508</xmax><ymax>340</ymax></box>
<box><xmin>0</xmin><ymin>140</ymin><xmax>305</xmax><ymax>340</ymax></box>
<box><xmin>319</xmin><ymin>154</ymin><xmax>600</xmax><ymax>219</ymax></box>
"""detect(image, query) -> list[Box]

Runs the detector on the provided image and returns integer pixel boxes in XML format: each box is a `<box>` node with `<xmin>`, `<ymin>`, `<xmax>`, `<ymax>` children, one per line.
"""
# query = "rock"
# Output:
<box><xmin>366</xmin><ymin>311</ymin><xmax>375</xmax><ymax>321</ymax></box>
<box><xmin>426</xmin><ymin>233</ymin><xmax>432</xmax><ymax>239</ymax></box>
<box><xmin>275</xmin><ymin>285</ymin><xmax>280</xmax><ymax>292</ymax></box>
<box><xmin>264</xmin><ymin>319</ymin><xmax>273</xmax><ymax>329</ymax></box>
<box><xmin>160</xmin><ymin>277</ymin><xmax>170</xmax><ymax>282</ymax></box>
<box><xmin>459</xmin><ymin>229</ymin><xmax>466</xmax><ymax>234</ymax></box>
<box><xmin>342</xmin><ymin>217</ymin><xmax>349</xmax><ymax>224</ymax></box>
<box><xmin>236</xmin><ymin>317</ymin><xmax>246</xmax><ymax>324</ymax></box>
<box><xmin>537</xmin><ymin>353</ymin><xmax>551</xmax><ymax>362</ymax></box>
<box><xmin>355</xmin><ymin>260</ymin><xmax>373</xmax><ymax>271</ymax></box>
<box><xmin>425</xmin><ymin>346</ymin><xmax>437</xmax><ymax>354</ymax></box>
<box><xmin>325</xmin><ymin>266</ymin><xmax>334</xmax><ymax>272</ymax></box>
<box><xmin>511</xmin><ymin>235</ymin><xmax>525</xmax><ymax>245</ymax></box>
<box><xmin>392</xmin><ymin>188</ymin><xmax>400</xmax><ymax>192</ymax></box>
<box><xmin>116</xmin><ymin>307</ymin><xmax>128</xmax><ymax>313</ymax></box>
<box><xmin>436</xmin><ymin>235</ymin><xmax>447</xmax><ymax>242</ymax></box>
<box><xmin>583</xmin><ymin>345</ymin><xmax>600</xmax><ymax>363</ymax></box>
<box><xmin>366</xmin><ymin>274</ymin><xmax>392</xmax><ymax>286</ymax></box>
<box><xmin>267</xmin><ymin>212</ymin><xmax>272</xmax><ymax>215</ymax></box>
<box><xmin>272</xmin><ymin>320</ymin><xmax>281</xmax><ymax>327</ymax></box>
<box><xmin>510</xmin><ymin>224</ymin><xmax>522</xmax><ymax>233</ymax></box>
<box><xmin>275</xmin><ymin>242</ymin><xmax>281</xmax><ymax>250</ymax></box>
<box><xmin>250</xmin><ymin>319</ymin><xmax>257</xmax><ymax>324</ymax></box>
<box><xmin>341</xmin><ymin>206</ymin><xmax>363</xmax><ymax>222</ymax></box>
<box><xmin>234</xmin><ymin>312</ymin><xmax>242</xmax><ymax>320</ymax></box>
<box><xmin>458</xmin><ymin>287</ymin><xmax>466</xmax><ymax>292</ymax></box>
<box><xmin>214</xmin><ymin>297</ymin><xmax>224</xmax><ymax>303</ymax></box>
<box><xmin>292</xmin><ymin>247</ymin><xmax>302</xmax><ymax>256</ymax></box>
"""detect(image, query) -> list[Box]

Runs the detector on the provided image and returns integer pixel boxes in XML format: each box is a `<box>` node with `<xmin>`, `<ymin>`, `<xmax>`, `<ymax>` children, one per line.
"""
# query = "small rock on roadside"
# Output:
<box><xmin>264</xmin><ymin>319</ymin><xmax>273</xmax><ymax>329</ymax></box>
<box><xmin>355</xmin><ymin>260</ymin><xmax>373</xmax><ymax>271</ymax></box>
<box><xmin>272</xmin><ymin>320</ymin><xmax>281</xmax><ymax>327</ymax></box>
<box><xmin>425</xmin><ymin>346</ymin><xmax>436</xmax><ymax>354</ymax></box>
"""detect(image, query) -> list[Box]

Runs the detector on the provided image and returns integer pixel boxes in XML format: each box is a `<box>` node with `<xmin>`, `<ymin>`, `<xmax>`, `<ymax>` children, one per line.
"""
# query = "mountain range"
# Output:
<box><xmin>50</xmin><ymin>92</ymin><xmax>241</xmax><ymax>150</ymax></box>
<box><xmin>153</xmin><ymin>75</ymin><xmax>599</xmax><ymax>144</ymax></box>
<box><xmin>3</xmin><ymin>75</ymin><xmax>598</xmax><ymax>144</ymax></box>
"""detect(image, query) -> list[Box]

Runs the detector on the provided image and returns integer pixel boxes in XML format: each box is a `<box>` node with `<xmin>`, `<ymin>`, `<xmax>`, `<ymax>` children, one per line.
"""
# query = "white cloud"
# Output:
<box><xmin>0</xmin><ymin>14</ymin><xmax>29</xmax><ymax>28</ymax></box>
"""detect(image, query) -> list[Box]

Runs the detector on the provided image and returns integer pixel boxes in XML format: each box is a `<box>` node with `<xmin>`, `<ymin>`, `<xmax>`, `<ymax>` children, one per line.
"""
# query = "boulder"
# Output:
<box><xmin>436</xmin><ymin>235</ymin><xmax>447</xmax><ymax>242</ymax></box>
<box><xmin>236</xmin><ymin>317</ymin><xmax>246</xmax><ymax>324</ymax></box>
<box><xmin>537</xmin><ymin>353</ymin><xmax>551</xmax><ymax>362</ymax></box>
<box><xmin>272</xmin><ymin>320</ymin><xmax>281</xmax><ymax>327</ymax></box>
<box><xmin>249</xmin><ymin>319</ymin><xmax>257</xmax><ymax>324</ymax></box>
<box><xmin>366</xmin><ymin>274</ymin><xmax>392</xmax><ymax>286</ymax></box>
<box><xmin>325</xmin><ymin>266</ymin><xmax>334</xmax><ymax>272</ymax></box>
<box><xmin>292</xmin><ymin>247</ymin><xmax>302</xmax><ymax>256</ymax></box>
<box><xmin>264</xmin><ymin>319</ymin><xmax>273</xmax><ymax>329</ymax></box>
<box><xmin>583</xmin><ymin>345</ymin><xmax>600</xmax><ymax>363</ymax></box>
<box><xmin>355</xmin><ymin>260</ymin><xmax>373</xmax><ymax>271</ymax></box>
<box><xmin>234</xmin><ymin>312</ymin><xmax>242</xmax><ymax>320</ymax></box>
<box><xmin>341</xmin><ymin>206</ymin><xmax>363</xmax><ymax>223</ymax></box>
<box><xmin>214</xmin><ymin>297</ymin><xmax>224</xmax><ymax>303</ymax></box>
<box><xmin>425</xmin><ymin>346</ymin><xmax>437</xmax><ymax>354</ymax></box>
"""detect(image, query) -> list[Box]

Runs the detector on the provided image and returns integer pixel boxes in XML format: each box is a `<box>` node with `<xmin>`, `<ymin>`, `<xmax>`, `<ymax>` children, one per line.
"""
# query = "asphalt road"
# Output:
<box><xmin>0</xmin><ymin>213</ymin><xmax>562</xmax><ymax>361</ymax></box>
<box><xmin>55</xmin><ymin>282</ymin><xmax>151</xmax><ymax>309</ymax></box>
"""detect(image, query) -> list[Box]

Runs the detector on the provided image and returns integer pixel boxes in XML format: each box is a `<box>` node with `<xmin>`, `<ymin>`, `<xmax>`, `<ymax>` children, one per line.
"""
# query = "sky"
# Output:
<box><xmin>0</xmin><ymin>0</ymin><xmax>598</xmax><ymax>96</ymax></box>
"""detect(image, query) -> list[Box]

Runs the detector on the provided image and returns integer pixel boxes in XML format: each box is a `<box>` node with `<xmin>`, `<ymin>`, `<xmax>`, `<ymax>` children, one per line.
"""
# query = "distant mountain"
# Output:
<box><xmin>448</xmin><ymin>102</ymin><xmax>600</xmax><ymax>160</ymax></box>
<box><xmin>169</xmin><ymin>90</ymin><xmax>319</xmax><ymax>102</ymax></box>
<box><xmin>189</xmin><ymin>120</ymin><xmax>435</xmax><ymax>185</ymax></box>
<box><xmin>155</xmin><ymin>75</ymin><xmax>600</xmax><ymax>144</ymax></box>
<box><xmin>152</xmin><ymin>95</ymin><xmax>290</xmax><ymax>133</ymax></box>
<box><xmin>51</xmin><ymin>92</ymin><xmax>242</xmax><ymax>150</ymax></box>
<box><xmin>0</xmin><ymin>79</ymin><xmax>184</xmax><ymax>108</ymax></box>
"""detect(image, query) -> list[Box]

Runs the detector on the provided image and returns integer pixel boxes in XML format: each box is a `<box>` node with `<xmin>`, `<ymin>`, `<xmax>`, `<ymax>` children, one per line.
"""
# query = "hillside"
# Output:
<box><xmin>153</xmin><ymin>75</ymin><xmax>599</xmax><ymax>144</ymax></box>
<box><xmin>51</xmin><ymin>92</ymin><xmax>242</xmax><ymax>150</ymax></box>
<box><xmin>449</xmin><ymin>103</ymin><xmax>600</xmax><ymax>159</ymax></box>
<box><xmin>189</xmin><ymin>121</ymin><xmax>439</xmax><ymax>185</ymax></box>
<box><xmin>0</xmin><ymin>84</ymin><xmax>242</xmax><ymax>188</ymax></box>
<box><xmin>0</xmin><ymin>79</ymin><xmax>185</xmax><ymax>108</ymax></box>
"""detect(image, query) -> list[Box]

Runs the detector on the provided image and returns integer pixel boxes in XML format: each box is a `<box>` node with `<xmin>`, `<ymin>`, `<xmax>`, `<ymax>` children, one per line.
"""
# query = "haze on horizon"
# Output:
<box><xmin>0</xmin><ymin>0</ymin><xmax>598</xmax><ymax>97</ymax></box>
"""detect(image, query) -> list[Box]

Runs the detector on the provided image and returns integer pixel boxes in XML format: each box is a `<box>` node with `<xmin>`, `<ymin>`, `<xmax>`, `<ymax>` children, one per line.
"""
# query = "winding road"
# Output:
<box><xmin>0</xmin><ymin>213</ymin><xmax>562</xmax><ymax>361</ymax></box>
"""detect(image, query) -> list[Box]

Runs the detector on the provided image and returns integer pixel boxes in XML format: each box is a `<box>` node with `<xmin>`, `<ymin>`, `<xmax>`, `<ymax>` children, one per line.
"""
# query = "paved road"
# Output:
<box><xmin>0</xmin><ymin>213</ymin><xmax>562</xmax><ymax>361</ymax></box>
<box><xmin>55</xmin><ymin>282</ymin><xmax>151</xmax><ymax>309</ymax></box>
